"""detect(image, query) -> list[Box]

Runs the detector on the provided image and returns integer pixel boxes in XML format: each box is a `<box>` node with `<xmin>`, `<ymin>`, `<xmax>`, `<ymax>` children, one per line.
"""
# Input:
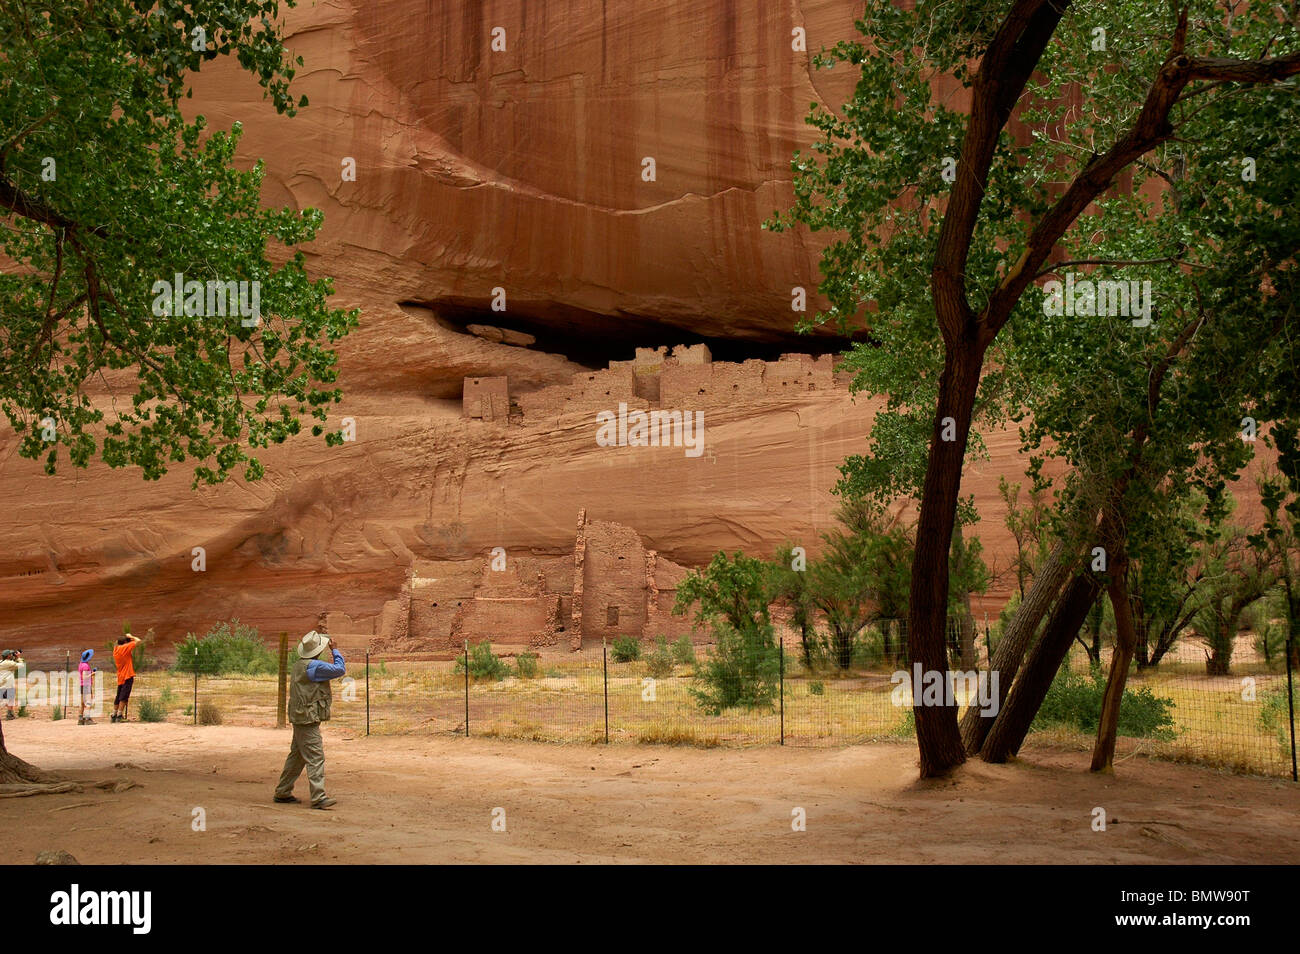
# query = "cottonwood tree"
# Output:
<box><xmin>0</xmin><ymin>1</ymin><xmax>353</xmax><ymax>786</ymax></box>
<box><xmin>774</xmin><ymin>0</ymin><xmax>1300</xmax><ymax>776</ymax></box>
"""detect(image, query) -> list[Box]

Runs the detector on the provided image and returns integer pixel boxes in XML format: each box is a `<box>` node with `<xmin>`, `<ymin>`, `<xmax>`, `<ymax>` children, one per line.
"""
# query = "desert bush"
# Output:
<box><xmin>137</xmin><ymin>697</ymin><xmax>167</xmax><ymax>723</ymax></box>
<box><xmin>51</xmin><ymin>705</ymin><xmax>63</xmax><ymax>721</ymax></box>
<box><xmin>670</xmin><ymin>635</ymin><xmax>696</xmax><ymax>666</ymax></box>
<box><xmin>851</xmin><ymin>625</ymin><xmax>888</xmax><ymax>667</ymax></box>
<box><xmin>173</xmin><ymin>619</ymin><xmax>277</xmax><ymax>675</ymax></box>
<box><xmin>808</xmin><ymin>680</ymin><xmax>824</xmax><ymax>696</ymax></box>
<box><xmin>453</xmin><ymin>641</ymin><xmax>510</xmax><ymax>682</ymax></box>
<box><xmin>1259</xmin><ymin>686</ymin><xmax>1296</xmax><ymax>754</ymax></box>
<box><xmin>890</xmin><ymin>709</ymin><xmax>916</xmax><ymax>738</ymax></box>
<box><xmin>611</xmin><ymin>636</ymin><xmax>641</xmax><ymax>662</ymax></box>
<box><xmin>198</xmin><ymin>701</ymin><xmax>223</xmax><ymax>726</ymax></box>
<box><xmin>645</xmin><ymin>638</ymin><xmax>674</xmax><ymax>678</ymax></box>
<box><xmin>1033</xmin><ymin>668</ymin><xmax>1176</xmax><ymax>739</ymax></box>
<box><xmin>691</xmin><ymin>620</ymin><xmax>781</xmax><ymax>714</ymax></box>
<box><xmin>515</xmin><ymin>652</ymin><xmax>539</xmax><ymax>679</ymax></box>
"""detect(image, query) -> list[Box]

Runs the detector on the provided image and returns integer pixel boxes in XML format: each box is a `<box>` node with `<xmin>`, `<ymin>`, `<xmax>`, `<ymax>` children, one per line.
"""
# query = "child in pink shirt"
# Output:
<box><xmin>77</xmin><ymin>649</ymin><xmax>96</xmax><ymax>725</ymax></box>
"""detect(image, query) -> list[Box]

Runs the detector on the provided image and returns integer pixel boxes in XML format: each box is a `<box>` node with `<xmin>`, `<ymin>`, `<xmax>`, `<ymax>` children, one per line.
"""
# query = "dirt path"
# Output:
<box><xmin>2</xmin><ymin>720</ymin><xmax>1296</xmax><ymax>864</ymax></box>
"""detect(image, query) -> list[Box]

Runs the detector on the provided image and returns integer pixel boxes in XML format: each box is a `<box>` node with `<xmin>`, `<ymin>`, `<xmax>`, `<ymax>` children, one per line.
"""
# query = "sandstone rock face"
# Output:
<box><xmin>0</xmin><ymin>2</ymin><xmax>1265</xmax><ymax>653</ymax></box>
<box><xmin>183</xmin><ymin>0</ymin><xmax>868</xmax><ymax>358</ymax></box>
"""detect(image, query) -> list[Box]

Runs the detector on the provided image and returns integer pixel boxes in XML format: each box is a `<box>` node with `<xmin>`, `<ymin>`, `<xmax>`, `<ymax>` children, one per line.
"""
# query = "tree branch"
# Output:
<box><xmin>982</xmin><ymin>30</ymin><xmax>1300</xmax><ymax>345</ymax></box>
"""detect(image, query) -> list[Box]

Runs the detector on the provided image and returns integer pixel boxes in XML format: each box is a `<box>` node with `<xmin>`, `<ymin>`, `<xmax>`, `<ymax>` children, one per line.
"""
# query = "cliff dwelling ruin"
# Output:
<box><xmin>364</xmin><ymin>344</ymin><xmax>846</xmax><ymax>655</ymax></box>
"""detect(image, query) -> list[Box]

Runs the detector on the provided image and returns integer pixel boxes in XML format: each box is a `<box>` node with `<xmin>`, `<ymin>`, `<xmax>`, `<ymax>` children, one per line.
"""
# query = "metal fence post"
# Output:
<box><xmin>365</xmin><ymin>649</ymin><xmax>370</xmax><ymax>737</ymax></box>
<box><xmin>276</xmin><ymin>632</ymin><xmax>288</xmax><ymax>728</ymax></box>
<box><xmin>1286</xmin><ymin>633</ymin><xmax>1297</xmax><ymax>782</ymax></box>
<box><xmin>602</xmin><ymin>637</ymin><xmax>609</xmax><ymax>744</ymax></box>
<box><xmin>779</xmin><ymin>633</ymin><xmax>785</xmax><ymax>746</ymax></box>
<box><xmin>192</xmin><ymin>646</ymin><xmax>198</xmax><ymax>726</ymax></box>
<box><xmin>463</xmin><ymin>639</ymin><xmax>470</xmax><ymax>738</ymax></box>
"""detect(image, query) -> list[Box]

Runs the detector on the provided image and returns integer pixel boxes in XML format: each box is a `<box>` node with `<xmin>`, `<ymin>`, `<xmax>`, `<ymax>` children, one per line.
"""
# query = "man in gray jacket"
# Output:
<box><xmin>274</xmin><ymin>631</ymin><xmax>345</xmax><ymax>809</ymax></box>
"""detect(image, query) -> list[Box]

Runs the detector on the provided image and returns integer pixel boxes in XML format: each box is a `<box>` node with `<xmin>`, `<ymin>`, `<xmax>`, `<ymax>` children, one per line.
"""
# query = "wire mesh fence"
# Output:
<box><xmin>5</xmin><ymin>618</ymin><xmax>1296</xmax><ymax>780</ymax></box>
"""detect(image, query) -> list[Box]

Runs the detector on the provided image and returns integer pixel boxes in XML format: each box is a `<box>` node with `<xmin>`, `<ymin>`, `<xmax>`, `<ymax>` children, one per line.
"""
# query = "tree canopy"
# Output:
<box><xmin>773</xmin><ymin>0</ymin><xmax>1300</xmax><ymax>775</ymax></box>
<box><xmin>0</xmin><ymin>0</ymin><xmax>357</xmax><ymax>486</ymax></box>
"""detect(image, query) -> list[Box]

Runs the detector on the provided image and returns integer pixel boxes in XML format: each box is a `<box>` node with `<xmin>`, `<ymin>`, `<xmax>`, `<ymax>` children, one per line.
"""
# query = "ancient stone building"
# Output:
<box><xmin>365</xmin><ymin>346</ymin><xmax>847</xmax><ymax>654</ymax></box>
<box><xmin>462</xmin><ymin>375</ymin><xmax>509</xmax><ymax>422</ymax></box>
<box><xmin>369</xmin><ymin>509</ymin><xmax>695</xmax><ymax>654</ymax></box>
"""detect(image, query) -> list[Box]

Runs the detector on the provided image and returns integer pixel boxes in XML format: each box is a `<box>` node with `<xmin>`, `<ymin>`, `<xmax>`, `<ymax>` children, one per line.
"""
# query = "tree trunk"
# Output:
<box><xmin>1091</xmin><ymin>566</ymin><xmax>1137</xmax><ymax>772</ymax></box>
<box><xmin>835</xmin><ymin>624</ymin><xmax>853</xmax><ymax>670</ymax></box>
<box><xmin>0</xmin><ymin>717</ymin><xmax>54</xmax><ymax>785</ymax></box>
<box><xmin>961</xmin><ymin>540</ymin><xmax>1070</xmax><ymax>754</ymax></box>
<box><xmin>980</xmin><ymin>572</ymin><xmax>1101</xmax><ymax>763</ymax></box>
<box><xmin>908</xmin><ymin>342</ymin><xmax>985</xmax><ymax>777</ymax></box>
<box><xmin>959</xmin><ymin>593</ymin><xmax>978</xmax><ymax>671</ymax></box>
<box><xmin>1205</xmin><ymin>626</ymin><xmax>1232</xmax><ymax>675</ymax></box>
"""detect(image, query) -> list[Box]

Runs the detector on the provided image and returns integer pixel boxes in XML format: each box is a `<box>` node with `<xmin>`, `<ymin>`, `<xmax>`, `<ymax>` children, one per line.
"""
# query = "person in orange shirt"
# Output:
<box><xmin>112</xmin><ymin>631</ymin><xmax>140</xmax><ymax>723</ymax></box>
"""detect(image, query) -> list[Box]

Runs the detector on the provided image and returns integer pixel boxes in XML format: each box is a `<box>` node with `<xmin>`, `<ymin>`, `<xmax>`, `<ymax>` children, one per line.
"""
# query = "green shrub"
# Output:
<box><xmin>16</xmin><ymin>705</ymin><xmax>27</xmax><ymax>718</ymax></box>
<box><xmin>808</xmin><ymin>680</ymin><xmax>824</xmax><ymax>696</ymax></box>
<box><xmin>198</xmin><ymin>701</ymin><xmax>223</xmax><ymax>726</ymax></box>
<box><xmin>611</xmin><ymin>636</ymin><xmax>641</xmax><ymax>662</ymax></box>
<box><xmin>850</xmin><ymin>626</ymin><xmax>887</xmax><ymax>667</ymax></box>
<box><xmin>691</xmin><ymin>621</ymin><xmax>781</xmax><ymax>714</ymax></box>
<box><xmin>453</xmin><ymin>641</ymin><xmax>510</xmax><ymax>682</ymax></box>
<box><xmin>515</xmin><ymin>652</ymin><xmax>539</xmax><ymax>679</ymax></box>
<box><xmin>1260</xmin><ymin>686</ymin><xmax>1296</xmax><ymax>753</ymax></box>
<box><xmin>646</xmin><ymin>638</ymin><xmax>674</xmax><ymax>678</ymax></box>
<box><xmin>890</xmin><ymin>709</ymin><xmax>916</xmax><ymax>738</ymax></box>
<box><xmin>51</xmin><ymin>705</ymin><xmax>63</xmax><ymax>721</ymax></box>
<box><xmin>137</xmin><ymin>697</ymin><xmax>167</xmax><ymax>723</ymax></box>
<box><xmin>1033</xmin><ymin>668</ymin><xmax>1176</xmax><ymax>740</ymax></box>
<box><xmin>670</xmin><ymin>635</ymin><xmax>696</xmax><ymax>666</ymax></box>
<box><xmin>183</xmin><ymin>705</ymin><xmax>194</xmax><ymax>717</ymax></box>
<box><xmin>172</xmin><ymin>619</ymin><xmax>277</xmax><ymax>676</ymax></box>
<box><xmin>159</xmin><ymin>686</ymin><xmax>174</xmax><ymax>705</ymax></box>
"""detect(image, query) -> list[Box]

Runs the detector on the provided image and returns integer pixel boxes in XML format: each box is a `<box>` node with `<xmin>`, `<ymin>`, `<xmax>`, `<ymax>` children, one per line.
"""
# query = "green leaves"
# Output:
<box><xmin>0</xmin><ymin>0</ymin><xmax>357</xmax><ymax>485</ymax></box>
<box><xmin>780</xmin><ymin>0</ymin><xmax>1298</xmax><ymax>562</ymax></box>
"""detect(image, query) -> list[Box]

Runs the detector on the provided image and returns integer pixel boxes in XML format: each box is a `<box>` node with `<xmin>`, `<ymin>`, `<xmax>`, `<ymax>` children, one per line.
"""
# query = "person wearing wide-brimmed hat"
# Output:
<box><xmin>0</xmin><ymin>650</ymin><xmax>19</xmax><ymax>720</ymax></box>
<box><xmin>274</xmin><ymin>630</ymin><xmax>345</xmax><ymax>809</ymax></box>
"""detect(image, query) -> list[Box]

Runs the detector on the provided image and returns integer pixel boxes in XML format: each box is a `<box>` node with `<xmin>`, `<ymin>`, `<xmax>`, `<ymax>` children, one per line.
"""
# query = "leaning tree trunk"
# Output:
<box><xmin>908</xmin><ymin>342</ymin><xmax>985</xmax><ymax>777</ymax></box>
<box><xmin>980</xmin><ymin>572</ymin><xmax>1101</xmax><ymax>763</ymax></box>
<box><xmin>961</xmin><ymin>541</ymin><xmax>1071</xmax><ymax>754</ymax></box>
<box><xmin>1091</xmin><ymin>565</ymin><xmax>1137</xmax><ymax>772</ymax></box>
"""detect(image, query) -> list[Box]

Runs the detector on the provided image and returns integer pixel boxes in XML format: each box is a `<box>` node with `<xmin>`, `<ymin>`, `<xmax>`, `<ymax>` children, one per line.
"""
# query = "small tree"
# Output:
<box><xmin>769</xmin><ymin>542</ymin><xmax>816</xmax><ymax>668</ymax></box>
<box><xmin>675</xmin><ymin>552</ymin><xmax>782</xmax><ymax>712</ymax></box>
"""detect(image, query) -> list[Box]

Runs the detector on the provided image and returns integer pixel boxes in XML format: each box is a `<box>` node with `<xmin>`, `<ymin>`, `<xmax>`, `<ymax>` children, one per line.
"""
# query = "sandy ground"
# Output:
<box><xmin>2</xmin><ymin>719</ymin><xmax>1297</xmax><ymax>864</ymax></box>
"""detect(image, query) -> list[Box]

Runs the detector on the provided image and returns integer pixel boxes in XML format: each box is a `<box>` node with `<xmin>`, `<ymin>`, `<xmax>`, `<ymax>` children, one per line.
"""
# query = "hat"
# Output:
<box><xmin>296</xmin><ymin>631</ymin><xmax>330</xmax><ymax>660</ymax></box>
<box><xmin>80</xmin><ymin>649</ymin><xmax>94</xmax><ymax>663</ymax></box>
<box><xmin>0</xmin><ymin>650</ymin><xmax>13</xmax><ymax>659</ymax></box>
